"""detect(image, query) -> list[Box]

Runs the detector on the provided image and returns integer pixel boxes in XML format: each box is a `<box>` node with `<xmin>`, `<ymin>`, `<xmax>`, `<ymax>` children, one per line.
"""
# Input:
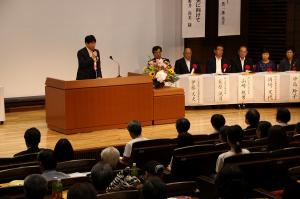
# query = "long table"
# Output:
<box><xmin>175</xmin><ymin>72</ymin><xmax>300</xmax><ymax>106</ymax></box>
<box><xmin>0</xmin><ymin>86</ymin><xmax>5</xmax><ymax>123</ymax></box>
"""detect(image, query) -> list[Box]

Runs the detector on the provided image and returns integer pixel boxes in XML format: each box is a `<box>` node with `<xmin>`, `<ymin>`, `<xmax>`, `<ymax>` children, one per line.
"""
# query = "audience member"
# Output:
<box><xmin>100</xmin><ymin>147</ymin><xmax>120</xmax><ymax>169</ymax></box>
<box><xmin>276</xmin><ymin>107</ymin><xmax>291</xmax><ymax>126</ymax></box>
<box><xmin>245</xmin><ymin>108</ymin><xmax>260</xmax><ymax>130</ymax></box>
<box><xmin>267</xmin><ymin>125</ymin><xmax>289</xmax><ymax>151</ymax></box>
<box><xmin>24</xmin><ymin>174</ymin><xmax>48</xmax><ymax>199</ymax></box>
<box><xmin>90</xmin><ymin>162</ymin><xmax>114</xmax><ymax>193</ymax></box>
<box><xmin>67</xmin><ymin>182</ymin><xmax>97</xmax><ymax>199</ymax></box>
<box><xmin>54</xmin><ymin>138</ymin><xmax>74</xmax><ymax>162</ymax></box>
<box><xmin>176</xmin><ymin>118</ymin><xmax>194</xmax><ymax>148</ymax></box>
<box><xmin>211</xmin><ymin>114</ymin><xmax>226</xmax><ymax>134</ymax></box>
<box><xmin>14</xmin><ymin>127</ymin><xmax>42</xmax><ymax>157</ymax></box>
<box><xmin>37</xmin><ymin>149</ymin><xmax>69</xmax><ymax>181</ymax></box>
<box><xmin>216</xmin><ymin>125</ymin><xmax>250</xmax><ymax>173</ymax></box>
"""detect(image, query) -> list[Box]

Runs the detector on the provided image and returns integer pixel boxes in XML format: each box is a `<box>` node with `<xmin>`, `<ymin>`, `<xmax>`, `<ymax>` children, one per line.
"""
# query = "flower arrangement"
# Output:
<box><xmin>144</xmin><ymin>58</ymin><xmax>179</xmax><ymax>88</ymax></box>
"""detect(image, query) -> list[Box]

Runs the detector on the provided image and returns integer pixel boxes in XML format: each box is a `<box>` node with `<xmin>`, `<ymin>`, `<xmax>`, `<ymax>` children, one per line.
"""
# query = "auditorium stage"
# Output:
<box><xmin>1</xmin><ymin>107</ymin><xmax>300</xmax><ymax>157</ymax></box>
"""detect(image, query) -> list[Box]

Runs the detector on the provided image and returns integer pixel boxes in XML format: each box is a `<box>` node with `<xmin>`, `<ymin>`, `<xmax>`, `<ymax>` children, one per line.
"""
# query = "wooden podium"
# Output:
<box><xmin>45</xmin><ymin>76</ymin><xmax>185</xmax><ymax>134</ymax></box>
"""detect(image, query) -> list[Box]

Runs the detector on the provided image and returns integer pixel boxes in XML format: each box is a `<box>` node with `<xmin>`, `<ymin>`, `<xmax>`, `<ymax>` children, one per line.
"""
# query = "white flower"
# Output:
<box><xmin>155</xmin><ymin>70</ymin><xmax>167</xmax><ymax>83</ymax></box>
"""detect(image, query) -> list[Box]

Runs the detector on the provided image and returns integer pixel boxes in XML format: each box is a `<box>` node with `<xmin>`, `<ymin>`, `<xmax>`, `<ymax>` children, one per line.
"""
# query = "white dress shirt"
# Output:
<box><xmin>185</xmin><ymin>58</ymin><xmax>191</xmax><ymax>72</ymax></box>
<box><xmin>215</xmin><ymin>56</ymin><xmax>222</xmax><ymax>74</ymax></box>
<box><xmin>240</xmin><ymin>57</ymin><xmax>245</xmax><ymax>71</ymax></box>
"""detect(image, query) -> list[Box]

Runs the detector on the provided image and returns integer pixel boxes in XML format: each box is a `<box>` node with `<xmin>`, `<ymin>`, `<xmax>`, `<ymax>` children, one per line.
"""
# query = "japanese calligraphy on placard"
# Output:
<box><xmin>238</xmin><ymin>75</ymin><xmax>253</xmax><ymax>102</ymax></box>
<box><xmin>188</xmin><ymin>76</ymin><xmax>203</xmax><ymax>105</ymax></box>
<box><xmin>264</xmin><ymin>74</ymin><xmax>280</xmax><ymax>101</ymax></box>
<box><xmin>289</xmin><ymin>73</ymin><xmax>300</xmax><ymax>102</ymax></box>
<box><xmin>214</xmin><ymin>75</ymin><xmax>230</xmax><ymax>103</ymax></box>
<box><xmin>218</xmin><ymin>0</ymin><xmax>241</xmax><ymax>36</ymax></box>
<box><xmin>182</xmin><ymin>0</ymin><xmax>206</xmax><ymax>38</ymax></box>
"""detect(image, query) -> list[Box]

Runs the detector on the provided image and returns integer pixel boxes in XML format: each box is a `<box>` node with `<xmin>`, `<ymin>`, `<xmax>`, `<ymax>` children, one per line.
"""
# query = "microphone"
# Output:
<box><xmin>109</xmin><ymin>56</ymin><xmax>121</xmax><ymax>78</ymax></box>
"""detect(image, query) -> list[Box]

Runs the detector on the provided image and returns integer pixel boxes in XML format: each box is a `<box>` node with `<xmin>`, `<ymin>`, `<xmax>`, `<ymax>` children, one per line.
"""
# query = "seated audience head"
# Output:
<box><xmin>142</xmin><ymin>177</ymin><xmax>166</xmax><ymax>199</ymax></box>
<box><xmin>177</xmin><ymin>132</ymin><xmax>194</xmax><ymax>148</ymax></box>
<box><xmin>100</xmin><ymin>147</ymin><xmax>120</xmax><ymax>168</ymax></box>
<box><xmin>214</xmin><ymin>44</ymin><xmax>224</xmax><ymax>58</ymax></box>
<box><xmin>90</xmin><ymin>162</ymin><xmax>113</xmax><ymax>191</ymax></box>
<box><xmin>183</xmin><ymin>47</ymin><xmax>192</xmax><ymax>61</ymax></box>
<box><xmin>261</xmin><ymin>48</ymin><xmax>270</xmax><ymax>61</ymax></box>
<box><xmin>152</xmin><ymin>46</ymin><xmax>163</xmax><ymax>59</ymax></box>
<box><xmin>85</xmin><ymin>35</ymin><xmax>96</xmax><ymax>51</ymax></box>
<box><xmin>227</xmin><ymin>125</ymin><xmax>244</xmax><ymax>153</ymax></box>
<box><xmin>296</xmin><ymin>122</ymin><xmax>300</xmax><ymax>134</ymax></box>
<box><xmin>24</xmin><ymin>127</ymin><xmax>41</xmax><ymax>149</ymax></box>
<box><xmin>176</xmin><ymin>118</ymin><xmax>190</xmax><ymax>134</ymax></box>
<box><xmin>215</xmin><ymin>165</ymin><xmax>248</xmax><ymax>199</ymax></box>
<box><xmin>143</xmin><ymin>161</ymin><xmax>165</xmax><ymax>181</ymax></box>
<box><xmin>211</xmin><ymin>114</ymin><xmax>226</xmax><ymax>132</ymax></box>
<box><xmin>54</xmin><ymin>138</ymin><xmax>74</xmax><ymax>162</ymax></box>
<box><xmin>219</xmin><ymin>125</ymin><xmax>230</xmax><ymax>143</ymax></box>
<box><xmin>276</xmin><ymin>107</ymin><xmax>291</xmax><ymax>125</ymax></box>
<box><xmin>245</xmin><ymin>108</ymin><xmax>260</xmax><ymax>128</ymax></box>
<box><xmin>267</xmin><ymin>125</ymin><xmax>289</xmax><ymax>151</ymax></box>
<box><xmin>285</xmin><ymin>46</ymin><xmax>296</xmax><ymax>60</ymax></box>
<box><xmin>238</xmin><ymin>46</ymin><xmax>248</xmax><ymax>59</ymax></box>
<box><xmin>37</xmin><ymin>149</ymin><xmax>57</xmax><ymax>171</ymax></box>
<box><xmin>256</xmin><ymin>121</ymin><xmax>272</xmax><ymax>139</ymax></box>
<box><xmin>24</xmin><ymin>174</ymin><xmax>48</xmax><ymax>199</ymax></box>
<box><xmin>67</xmin><ymin>182</ymin><xmax>97</xmax><ymax>199</ymax></box>
<box><xmin>127</xmin><ymin>120</ymin><xmax>142</xmax><ymax>139</ymax></box>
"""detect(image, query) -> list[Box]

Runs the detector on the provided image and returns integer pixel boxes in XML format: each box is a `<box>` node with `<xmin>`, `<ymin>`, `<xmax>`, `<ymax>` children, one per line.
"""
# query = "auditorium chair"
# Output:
<box><xmin>130</xmin><ymin>139</ymin><xmax>176</xmax><ymax>167</ymax></box>
<box><xmin>166</xmin><ymin>181</ymin><xmax>199</xmax><ymax>198</ymax></box>
<box><xmin>243</xmin><ymin>128</ymin><xmax>257</xmax><ymax>137</ymax></box>
<box><xmin>282</xmin><ymin>165</ymin><xmax>300</xmax><ymax>198</ymax></box>
<box><xmin>97</xmin><ymin>190</ymin><xmax>140</xmax><ymax>199</ymax></box>
<box><xmin>0</xmin><ymin>165</ymin><xmax>41</xmax><ymax>183</ymax></box>
<box><xmin>56</xmin><ymin>159</ymin><xmax>97</xmax><ymax>174</ymax></box>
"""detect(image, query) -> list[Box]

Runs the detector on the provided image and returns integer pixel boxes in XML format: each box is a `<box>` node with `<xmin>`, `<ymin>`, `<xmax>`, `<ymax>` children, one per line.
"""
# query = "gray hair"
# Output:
<box><xmin>100</xmin><ymin>147</ymin><xmax>120</xmax><ymax>168</ymax></box>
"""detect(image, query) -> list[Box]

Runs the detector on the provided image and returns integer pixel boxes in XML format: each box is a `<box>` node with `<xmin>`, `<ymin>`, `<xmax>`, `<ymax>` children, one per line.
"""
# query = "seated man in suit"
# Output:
<box><xmin>231</xmin><ymin>46</ymin><xmax>254</xmax><ymax>72</ymax></box>
<box><xmin>206</xmin><ymin>45</ymin><xmax>231</xmax><ymax>74</ymax></box>
<box><xmin>14</xmin><ymin>127</ymin><xmax>42</xmax><ymax>157</ymax></box>
<box><xmin>148</xmin><ymin>46</ymin><xmax>170</xmax><ymax>65</ymax></box>
<box><xmin>278</xmin><ymin>47</ymin><xmax>300</xmax><ymax>71</ymax></box>
<box><xmin>76</xmin><ymin>35</ymin><xmax>102</xmax><ymax>80</ymax></box>
<box><xmin>174</xmin><ymin>48</ymin><xmax>202</xmax><ymax>74</ymax></box>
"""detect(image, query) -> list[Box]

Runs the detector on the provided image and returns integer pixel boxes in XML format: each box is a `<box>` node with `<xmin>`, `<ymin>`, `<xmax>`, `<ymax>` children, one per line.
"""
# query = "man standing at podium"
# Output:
<box><xmin>76</xmin><ymin>35</ymin><xmax>102</xmax><ymax>80</ymax></box>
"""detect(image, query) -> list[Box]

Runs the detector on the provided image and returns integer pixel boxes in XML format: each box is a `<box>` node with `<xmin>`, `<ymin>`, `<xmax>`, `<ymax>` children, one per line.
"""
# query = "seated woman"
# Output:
<box><xmin>54</xmin><ymin>138</ymin><xmax>74</xmax><ymax>162</ymax></box>
<box><xmin>278</xmin><ymin>47</ymin><xmax>300</xmax><ymax>71</ymax></box>
<box><xmin>215</xmin><ymin>125</ymin><xmax>250</xmax><ymax>173</ymax></box>
<box><xmin>255</xmin><ymin>121</ymin><xmax>272</xmax><ymax>145</ymax></box>
<box><xmin>255</xmin><ymin>48</ymin><xmax>277</xmax><ymax>72</ymax></box>
<box><xmin>267</xmin><ymin>125</ymin><xmax>289</xmax><ymax>151</ymax></box>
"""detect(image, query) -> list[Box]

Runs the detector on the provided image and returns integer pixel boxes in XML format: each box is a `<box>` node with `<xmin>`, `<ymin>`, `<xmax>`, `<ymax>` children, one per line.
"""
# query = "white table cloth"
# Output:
<box><xmin>175</xmin><ymin>72</ymin><xmax>300</xmax><ymax>106</ymax></box>
<box><xmin>0</xmin><ymin>86</ymin><xmax>5</xmax><ymax>122</ymax></box>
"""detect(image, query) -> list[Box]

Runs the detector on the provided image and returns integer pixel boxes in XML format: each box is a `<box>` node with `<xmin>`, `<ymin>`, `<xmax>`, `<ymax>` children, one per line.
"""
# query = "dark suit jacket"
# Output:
<box><xmin>174</xmin><ymin>58</ymin><xmax>202</xmax><ymax>74</ymax></box>
<box><xmin>76</xmin><ymin>47</ymin><xmax>102</xmax><ymax>80</ymax></box>
<box><xmin>206</xmin><ymin>57</ymin><xmax>232</xmax><ymax>74</ymax></box>
<box><xmin>231</xmin><ymin>56</ymin><xmax>254</xmax><ymax>72</ymax></box>
<box><xmin>278</xmin><ymin>58</ymin><xmax>300</xmax><ymax>71</ymax></box>
<box><xmin>14</xmin><ymin>146</ymin><xmax>41</xmax><ymax>157</ymax></box>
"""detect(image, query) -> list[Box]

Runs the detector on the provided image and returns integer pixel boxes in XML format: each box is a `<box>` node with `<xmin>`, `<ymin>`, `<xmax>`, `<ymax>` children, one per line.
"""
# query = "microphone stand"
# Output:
<box><xmin>110</xmin><ymin>56</ymin><xmax>121</xmax><ymax>78</ymax></box>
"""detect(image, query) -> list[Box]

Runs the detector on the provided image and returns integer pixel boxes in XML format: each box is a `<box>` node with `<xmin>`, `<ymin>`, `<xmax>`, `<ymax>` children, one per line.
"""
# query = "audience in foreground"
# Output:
<box><xmin>67</xmin><ymin>182</ymin><xmax>97</xmax><ymax>199</ymax></box>
<box><xmin>244</xmin><ymin>108</ymin><xmax>260</xmax><ymax>130</ymax></box>
<box><xmin>216</xmin><ymin>125</ymin><xmax>250</xmax><ymax>173</ymax></box>
<box><xmin>276</xmin><ymin>107</ymin><xmax>291</xmax><ymax>126</ymax></box>
<box><xmin>255</xmin><ymin>121</ymin><xmax>272</xmax><ymax>145</ymax></box>
<box><xmin>90</xmin><ymin>162</ymin><xmax>114</xmax><ymax>193</ymax></box>
<box><xmin>218</xmin><ymin>125</ymin><xmax>230</xmax><ymax>143</ymax></box>
<box><xmin>210</xmin><ymin>114</ymin><xmax>226</xmax><ymax>134</ymax></box>
<box><xmin>175</xmin><ymin>118</ymin><xmax>194</xmax><ymax>148</ymax></box>
<box><xmin>267</xmin><ymin>125</ymin><xmax>289</xmax><ymax>151</ymax></box>
<box><xmin>54</xmin><ymin>138</ymin><xmax>74</xmax><ymax>162</ymax></box>
<box><xmin>37</xmin><ymin>149</ymin><xmax>69</xmax><ymax>181</ymax></box>
<box><xmin>14</xmin><ymin>127</ymin><xmax>42</xmax><ymax>157</ymax></box>
<box><xmin>24</xmin><ymin>174</ymin><xmax>48</xmax><ymax>199</ymax></box>
<box><xmin>122</xmin><ymin>120</ymin><xmax>148</xmax><ymax>162</ymax></box>
<box><xmin>100</xmin><ymin>146</ymin><xmax>120</xmax><ymax>169</ymax></box>
<box><xmin>215</xmin><ymin>165</ymin><xmax>248</xmax><ymax>199</ymax></box>
<box><xmin>142</xmin><ymin>176</ymin><xmax>167</xmax><ymax>199</ymax></box>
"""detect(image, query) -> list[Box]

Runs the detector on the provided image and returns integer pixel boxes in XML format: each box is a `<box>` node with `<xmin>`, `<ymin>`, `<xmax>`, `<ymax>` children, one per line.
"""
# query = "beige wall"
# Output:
<box><xmin>0</xmin><ymin>0</ymin><xmax>183</xmax><ymax>98</ymax></box>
